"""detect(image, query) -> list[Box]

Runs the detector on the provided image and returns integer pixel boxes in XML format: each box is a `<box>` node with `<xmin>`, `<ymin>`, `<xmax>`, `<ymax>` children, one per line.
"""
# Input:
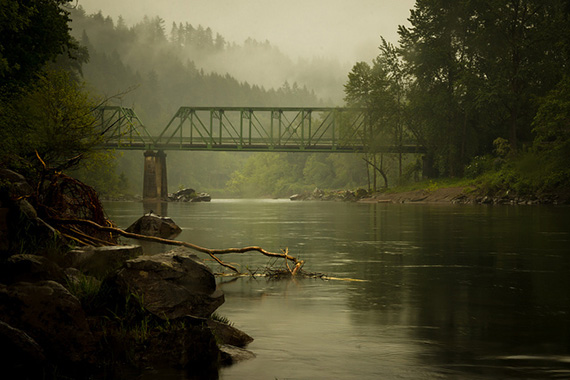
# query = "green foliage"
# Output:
<box><xmin>69</xmin><ymin>151</ymin><xmax>132</xmax><ymax>198</ymax></box>
<box><xmin>210</xmin><ymin>312</ymin><xmax>233</xmax><ymax>326</ymax></box>
<box><xmin>226</xmin><ymin>152</ymin><xmax>368</xmax><ymax>198</ymax></box>
<box><xmin>493</xmin><ymin>138</ymin><xmax>511</xmax><ymax>158</ymax></box>
<box><xmin>340</xmin><ymin>0</ymin><xmax>570</xmax><ymax>196</ymax></box>
<box><xmin>66</xmin><ymin>273</ymin><xmax>101</xmax><ymax>308</ymax></box>
<box><xmin>464</xmin><ymin>155</ymin><xmax>495</xmax><ymax>179</ymax></box>
<box><xmin>532</xmin><ymin>76</ymin><xmax>570</xmax><ymax>145</ymax></box>
<box><xmin>474</xmin><ymin>141</ymin><xmax>570</xmax><ymax>197</ymax></box>
<box><xmin>0</xmin><ymin>0</ymin><xmax>81</xmax><ymax>90</ymax></box>
<box><xmin>0</xmin><ymin>69</ymin><xmax>101</xmax><ymax>170</ymax></box>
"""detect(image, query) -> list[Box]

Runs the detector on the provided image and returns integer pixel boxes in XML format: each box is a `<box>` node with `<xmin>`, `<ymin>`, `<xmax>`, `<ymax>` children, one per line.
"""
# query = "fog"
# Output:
<box><xmin>70</xmin><ymin>1</ymin><xmax>417</xmax><ymax>196</ymax></box>
<box><xmin>76</xmin><ymin>0</ymin><xmax>414</xmax><ymax>64</ymax></box>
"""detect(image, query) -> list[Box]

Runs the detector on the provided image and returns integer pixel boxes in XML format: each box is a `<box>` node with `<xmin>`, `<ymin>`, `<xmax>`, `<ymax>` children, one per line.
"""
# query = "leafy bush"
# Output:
<box><xmin>464</xmin><ymin>155</ymin><xmax>494</xmax><ymax>179</ymax></box>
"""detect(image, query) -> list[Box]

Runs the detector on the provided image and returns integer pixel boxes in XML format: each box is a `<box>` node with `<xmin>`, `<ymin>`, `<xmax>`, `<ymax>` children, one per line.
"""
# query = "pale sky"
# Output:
<box><xmin>75</xmin><ymin>0</ymin><xmax>415</xmax><ymax>64</ymax></box>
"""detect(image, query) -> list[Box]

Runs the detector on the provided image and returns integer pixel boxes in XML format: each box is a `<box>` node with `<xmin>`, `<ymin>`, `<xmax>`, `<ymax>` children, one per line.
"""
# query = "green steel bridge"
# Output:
<box><xmin>95</xmin><ymin>106</ymin><xmax>424</xmax><ymax>154</ymax></box>
<box><xmin>95</xmin><ymin>106</ymin><xmax>425</xmax><ymax>199</ymax></box>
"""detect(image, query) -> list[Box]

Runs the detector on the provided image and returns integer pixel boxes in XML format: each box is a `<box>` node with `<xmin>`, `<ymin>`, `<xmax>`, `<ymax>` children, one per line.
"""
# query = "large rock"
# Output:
<box><xmin>0</xmin><ymin>281</ymin><xmax>96</xmax><ymax>365</ymax></box>
<box><xmin>126</xmin><ymin>212</ymin><xmax>182</xmax><ymax>239</ymax></box>
<box><xmin>65</xmin><ymin>244</ymin><xmax>143</xmax><ymax>278</ymax></box>
<box><xmin>207</xmin><ymin>319</ymin><xmax>253</xmax><ymax>347</ymax></box>
<box><xmin>108</xmin><ymin>250</ymin><xmax>224</xmax><ymax>319</ymax></box>
<box><xmin>0</xmin><ymin>320</ymin><xmax>46</xmax><ymax>377</ymax></box>
<box><xmin>169</xmin><ymin>188</ymin><xmax>212</xmax><ymax>202</ymax></box>
<box><xmin>0</xmin><ymin>254</ymin><xmax>66</xmax><ymax>285</ymax></box>
<box><xmin>0</xmin><ymin>169</ymin><xmax>33</xmax><ymax>197</ymax></box>
<box><xmin>132</xmin><ymin>323</ymin><xmax>220</xmax><ymax>373</ymax></box>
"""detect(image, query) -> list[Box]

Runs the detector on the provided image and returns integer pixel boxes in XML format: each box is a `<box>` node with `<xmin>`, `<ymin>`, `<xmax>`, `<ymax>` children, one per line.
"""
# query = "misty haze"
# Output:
<box><xmin>1</xmin><ymin>1</ymin><xmax>569</xmax><ymax>379</ymax></box>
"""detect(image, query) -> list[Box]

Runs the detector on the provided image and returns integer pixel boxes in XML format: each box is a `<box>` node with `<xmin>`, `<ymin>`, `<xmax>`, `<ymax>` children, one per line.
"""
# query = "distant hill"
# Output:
<box><xmin>69</xmin><ymin>7</ymin><xmax>348</xmax><ymax>129</ymax></box>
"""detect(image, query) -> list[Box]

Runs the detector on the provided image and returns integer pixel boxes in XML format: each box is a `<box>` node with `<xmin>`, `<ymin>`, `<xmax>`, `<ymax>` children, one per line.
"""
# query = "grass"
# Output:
<box><xmin>211</xmin><ymin>312</ymin><xmax>233</xmax><ymax>326</ymax></box>
<box><xmin>65</xmin><ymin>272</ymin><xmax>102</xmax><ymax>308</ymax></box>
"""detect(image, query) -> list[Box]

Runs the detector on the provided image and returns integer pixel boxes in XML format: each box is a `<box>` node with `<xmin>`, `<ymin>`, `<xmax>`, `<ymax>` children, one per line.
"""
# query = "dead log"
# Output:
<box><xmin>49</xmin><ymin>218</ymin><xmax>301</xmax><ymax>274</ymax></box>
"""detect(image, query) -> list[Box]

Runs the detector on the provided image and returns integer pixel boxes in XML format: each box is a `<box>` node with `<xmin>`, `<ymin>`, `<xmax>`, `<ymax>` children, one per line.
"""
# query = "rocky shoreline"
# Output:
<box><xmin>290</xmin><ymin>186</ymin><xmax>569</xmax><ymax>205</ymax></box>
<box><xmin>362</xmin><ymin>187</ymin><xmax>569</xmax><ymax>205</ymax></box>
<box><xmin>0</xmin><ymin>169</ymin><xmax>252</xmax><ymax>379</ymax></box>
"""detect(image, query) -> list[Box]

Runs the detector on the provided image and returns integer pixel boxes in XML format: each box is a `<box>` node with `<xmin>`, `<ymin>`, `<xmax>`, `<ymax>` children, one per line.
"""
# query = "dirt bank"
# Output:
<box><xmin>361</xmin><ymin>187</ymin><xmax>469</xmax><ymax>204</ymax></box>
<box><xmin>361</xmin><ymin>186</ymin><xmax>570</xmax><ymax>205</ymax></box>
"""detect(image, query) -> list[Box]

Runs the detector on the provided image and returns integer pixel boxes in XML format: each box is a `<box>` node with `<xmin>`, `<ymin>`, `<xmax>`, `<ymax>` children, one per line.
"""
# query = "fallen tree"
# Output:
<box><xmin>48</xmin><ymin>218</ymin><xmax>304</xmax><ymax>275</ymax></box>
<box><xmin>7</xmin><ymin>155</ymin><xmax>305</xmax><ymax>277</ymax></box>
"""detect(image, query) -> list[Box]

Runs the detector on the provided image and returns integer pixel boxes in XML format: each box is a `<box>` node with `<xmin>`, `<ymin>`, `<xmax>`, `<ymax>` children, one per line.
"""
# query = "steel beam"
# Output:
<box><xmin>97</xmin><ymin>106</ymin><xmax>426</xmax><ymax>154</ymax></box>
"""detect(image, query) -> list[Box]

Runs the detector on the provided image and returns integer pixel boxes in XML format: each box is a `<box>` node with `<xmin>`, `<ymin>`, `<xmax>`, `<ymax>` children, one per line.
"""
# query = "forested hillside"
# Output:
<box><xmin>68</xmin><ymin>7</ymin><xmax>373</xmax><ymax>197</ymax></box>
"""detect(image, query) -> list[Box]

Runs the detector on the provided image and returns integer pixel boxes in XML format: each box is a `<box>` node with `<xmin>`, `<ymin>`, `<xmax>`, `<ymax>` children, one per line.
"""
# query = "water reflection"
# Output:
<box><xmin>142</xmin><ymin>200</ymin><xmax>169</xmax><ymax>216</ymax></box>
<box><xmin>103</xmin><ymin>201</ymin><xmax>570</xmax><ymax>379</ymax></box>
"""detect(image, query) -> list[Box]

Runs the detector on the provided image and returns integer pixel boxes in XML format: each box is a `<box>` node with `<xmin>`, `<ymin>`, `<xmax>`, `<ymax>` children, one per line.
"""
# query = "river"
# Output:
<box><xmin>103</xmin><ymin>199</ymin><xmax>570</xmax><ymax>379</ymax></box>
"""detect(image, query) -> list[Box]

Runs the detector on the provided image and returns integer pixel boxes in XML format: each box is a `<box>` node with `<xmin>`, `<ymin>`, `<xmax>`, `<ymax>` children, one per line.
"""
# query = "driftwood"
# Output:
<box><xmin>49</xmin><ymin>218</ymin><xmax>304</xmax><ymax>274</ymax></box>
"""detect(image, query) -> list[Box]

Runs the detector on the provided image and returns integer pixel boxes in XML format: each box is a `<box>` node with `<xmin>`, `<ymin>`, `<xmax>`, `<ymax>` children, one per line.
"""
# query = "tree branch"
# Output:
<box><xmin>49</xmin><ymin>218</ymin><xmax>302</xmax><ymax>274</ymax></box>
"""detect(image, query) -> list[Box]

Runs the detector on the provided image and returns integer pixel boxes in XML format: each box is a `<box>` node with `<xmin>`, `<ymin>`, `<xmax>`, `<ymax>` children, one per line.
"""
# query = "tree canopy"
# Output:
<box><xmin>0</xmin><ymin>0</ymin><xmax>81</xmax><ymax>91</ymax></box>
<box><xmin>0</xmin><ymin>0</ymin><xmax>99</xmax><ymax>172</ymax></box>
<box><xmin>346</xmin><ymin>0</ymin><xmax>570</xmax><ymax>179</ymax></box>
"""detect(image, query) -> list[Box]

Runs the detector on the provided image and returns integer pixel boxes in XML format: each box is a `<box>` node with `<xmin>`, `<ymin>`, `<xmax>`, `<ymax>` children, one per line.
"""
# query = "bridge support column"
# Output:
<box><xmin>143</xmin><ymin>150</ymin><xmax>168</xmax><ymax>200</ymax></box>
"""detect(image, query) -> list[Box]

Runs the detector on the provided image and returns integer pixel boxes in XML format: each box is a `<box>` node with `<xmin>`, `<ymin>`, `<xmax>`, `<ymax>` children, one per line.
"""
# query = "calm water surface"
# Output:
<box><xmin>103</xmin><ymin>200</ymin><xmax>570</xmax><ymax>379</ymax></box>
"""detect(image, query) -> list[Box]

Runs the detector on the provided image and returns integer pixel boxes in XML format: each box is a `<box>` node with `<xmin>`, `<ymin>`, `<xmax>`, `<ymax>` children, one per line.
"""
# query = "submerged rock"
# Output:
<box><xmin>125</xmin><ymin>212</ymin><xmax>182</xmax><ymax>239</ymax></box>
<box><xmin>108</xmin><ymin>251</ymin><xmax>225</xmax><ymax>319</ymax></box>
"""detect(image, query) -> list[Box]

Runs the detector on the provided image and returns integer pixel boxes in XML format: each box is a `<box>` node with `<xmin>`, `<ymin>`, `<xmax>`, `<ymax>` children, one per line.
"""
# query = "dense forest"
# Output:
<box><xmin>346</xmin><ymin>0</ymin><xmax>570</xmax><ymax>197</ymax></box>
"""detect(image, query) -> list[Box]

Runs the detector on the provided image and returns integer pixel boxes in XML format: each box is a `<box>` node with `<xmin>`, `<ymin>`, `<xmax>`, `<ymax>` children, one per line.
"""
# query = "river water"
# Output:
<box><xmin>103</xmin><ymin>200</ymin><xmax>570</xmax><ymax>379</ymax></box>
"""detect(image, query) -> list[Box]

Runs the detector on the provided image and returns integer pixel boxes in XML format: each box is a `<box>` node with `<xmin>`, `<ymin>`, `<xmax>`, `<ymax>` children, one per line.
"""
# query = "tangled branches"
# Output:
<box><xmin>37</xmin><ymin>173</ymin><xmax>117</xmax><ymax>246</ymax></box>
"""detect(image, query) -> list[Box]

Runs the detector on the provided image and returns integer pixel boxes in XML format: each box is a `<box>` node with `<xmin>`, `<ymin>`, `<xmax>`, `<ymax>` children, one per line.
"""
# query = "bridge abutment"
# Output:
<box><xmin>143</xmin><ymin>150</ymin><xmax>168</xmax><ymax>200</ymax></box>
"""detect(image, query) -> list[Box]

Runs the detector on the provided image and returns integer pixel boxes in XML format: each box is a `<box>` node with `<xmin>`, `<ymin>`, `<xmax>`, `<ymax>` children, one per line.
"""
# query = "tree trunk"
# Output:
<box><xmin>363</xmin><ymin>157</ymin><xmax>388</xmax><ymax>188</ymax></box>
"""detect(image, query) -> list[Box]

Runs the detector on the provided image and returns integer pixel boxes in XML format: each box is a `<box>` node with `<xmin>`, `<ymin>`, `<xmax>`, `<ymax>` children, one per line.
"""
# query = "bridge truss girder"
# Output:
<box><xmin>155</xmin><ymin>107</ymin><xmax>369</xmax><ymax>152</ymax></box>
<box><xmin>96</xmin><ymin>106</ymin><xmax>424</xmax><ymax>154</ymax></box>
<box><xmin>95</xmin><ymin>106</ymin><xmax>153</xmax><ymax>149</ymax></box>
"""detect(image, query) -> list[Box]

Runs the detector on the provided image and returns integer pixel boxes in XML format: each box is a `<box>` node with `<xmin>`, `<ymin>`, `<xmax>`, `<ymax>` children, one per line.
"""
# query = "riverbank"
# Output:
<box><xmin>362</xmin><ymin>186</ymin><xmax>570</xmax><ymax>205</ymax></box>
<box><xmin>0</xmin><ymin>169</ymin><xmax>253</xmax><ymax>379</ymax></box>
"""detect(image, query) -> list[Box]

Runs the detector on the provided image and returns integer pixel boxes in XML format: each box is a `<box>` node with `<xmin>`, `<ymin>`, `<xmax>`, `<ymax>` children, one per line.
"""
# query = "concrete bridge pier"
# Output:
<box><xmin>143</xmin><ymin>150</ymin><xmax>168</xmax><ymax>200</ymax></box>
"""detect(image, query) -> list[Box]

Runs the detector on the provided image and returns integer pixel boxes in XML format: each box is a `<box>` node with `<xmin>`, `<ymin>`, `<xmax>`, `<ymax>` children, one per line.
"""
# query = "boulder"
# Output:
<box><xmin>207</xmin><ymin>319</ymin><xmax>254</xmax><ymax>347</ymax></box>
<box><xmin>169</xmin><ymin>188</ymin><xmax>212</xmax><ymax>202</ymax></box>
<box><xmin>289</xmin><ymin>193</ymin><xmax>307</xmax><ymax>201</ymax></box>
<box><xmin>191</xmin><ymin>193</ymin><xmax>211</xmax><ymax>202</ymax></box>
<box><xmin>125</xmin><ymin>212</ymin><xmax>182</xmax><ymax>239</ymax></box>
<box><xmin>172</xmin><ymin>188</ymin><xmax>196</xmax><ymax>199</ymax></box>
<box><xmin>0</xmin><ymin>169</ymin><xmax>33</xmax><ymax>197</ymax></box>
<box><xmin>65</xmin><ymin>244</ymin><xmax>143</xmax><ymax>278</ymax></box>
<box><xmin>131</xmin><ymin>323</ymin><xmax>220</xmax><ymax>373</ymax></box>
<box><xmin>108</xmin><ymin>250</ymin><xmax>224</xmax><ymax>319</ymax></box>
<box><xmin>0</xmin><ymin>254</ymin><xmax>66</xmax><ymax>285</ymax></box>
<box><xmin>0</xmin><ymin>281</ymin><xmax>96</xmax><ymax>365</ymax></box>
<box><xmin>0</xmin><ymin>320</ymin><xmax>47</xmax><ymax>378</ymax></box>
